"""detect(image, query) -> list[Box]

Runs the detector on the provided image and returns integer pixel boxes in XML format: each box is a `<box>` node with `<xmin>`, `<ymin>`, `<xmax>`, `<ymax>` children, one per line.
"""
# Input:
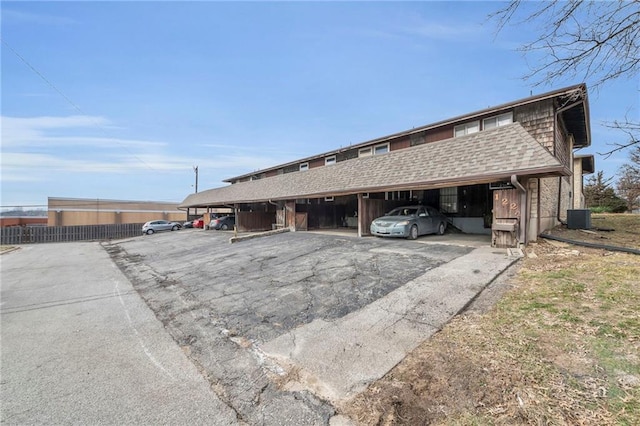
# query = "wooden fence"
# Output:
<box><xmin>0</xmin><ymin>223</ymin><xmax>144</xmax><ymax>245</ymax></box>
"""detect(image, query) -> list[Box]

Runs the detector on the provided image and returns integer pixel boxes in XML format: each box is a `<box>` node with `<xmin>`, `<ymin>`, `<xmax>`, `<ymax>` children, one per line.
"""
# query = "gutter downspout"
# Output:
<box><xmin>511</xmin><ymin>175</ymin><xmax>527</xmax><ymax>245</ymax></box>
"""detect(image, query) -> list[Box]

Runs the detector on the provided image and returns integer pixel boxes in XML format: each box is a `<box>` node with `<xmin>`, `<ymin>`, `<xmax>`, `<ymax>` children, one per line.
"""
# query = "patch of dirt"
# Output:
<box><xmin>339</xmin><ymin>214</ymin><xmax>640</xmax><ymax>425</ymax></box>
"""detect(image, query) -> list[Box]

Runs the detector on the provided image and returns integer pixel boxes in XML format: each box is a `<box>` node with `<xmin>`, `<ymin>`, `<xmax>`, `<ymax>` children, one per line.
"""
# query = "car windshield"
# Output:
<box><xmin>388</xmin><ymin>207</ymin><xmax>418</xmax><ymax>216</ymax></box>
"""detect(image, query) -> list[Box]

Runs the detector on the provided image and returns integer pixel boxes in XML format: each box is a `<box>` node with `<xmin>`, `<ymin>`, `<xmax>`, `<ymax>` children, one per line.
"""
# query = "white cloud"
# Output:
<box><xmin>0</xmin><ymin>115</ymin><xmax>165</xmax><ymax>149</ymax></box>
<box><xmin>346</xmin><ymin>11</ymin><xmax>483</xmax><ymax>44</ymax></box>
<box><xmin>1</xmin><ymin>9</ymin><xmax>77</xmax><ymax>26</ymax></box>
<box><xmin>0</xmin><ymin>114</ymin><xmax>296</xmax><ymax>185</ymax></box>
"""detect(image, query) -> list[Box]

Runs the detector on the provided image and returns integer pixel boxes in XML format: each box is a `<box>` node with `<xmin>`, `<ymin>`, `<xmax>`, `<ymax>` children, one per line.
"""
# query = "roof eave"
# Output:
<box><xmin>225</xmin><ymin>84</ymin><xmax>588</xmax><ymax>182</ymax></box>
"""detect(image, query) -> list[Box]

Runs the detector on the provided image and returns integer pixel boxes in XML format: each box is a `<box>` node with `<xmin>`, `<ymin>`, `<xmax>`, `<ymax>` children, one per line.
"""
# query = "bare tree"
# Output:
<box><xmin>491</xmin><ymin>1</ymin><xmax>640</xmax><ymax>155</ymax></box>
<box><xmin>601</xmin><ymin>117</ymin><xmax>640</xmax><ymax>158</ymax></box>
<box><xmin>617</xmin><ymin>145</ymin><xmax>640</xmax><ymax>212</ymax></box>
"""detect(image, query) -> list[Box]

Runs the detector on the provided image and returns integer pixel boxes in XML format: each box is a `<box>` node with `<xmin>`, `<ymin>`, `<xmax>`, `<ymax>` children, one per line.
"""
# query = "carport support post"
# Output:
<box><xmin>357</xmin><ymin>194</ymin><xmax>365</xmax><ymax>237</ymax></box>
<box><xmin>510</xmin><ymin>175</ymin><xmax>528</xmax><ymax>246</ymax></box>
<box><xmin>285</xmin><ymin>200</ymin><xmax>296</xmax><ymax>231</ymax></box>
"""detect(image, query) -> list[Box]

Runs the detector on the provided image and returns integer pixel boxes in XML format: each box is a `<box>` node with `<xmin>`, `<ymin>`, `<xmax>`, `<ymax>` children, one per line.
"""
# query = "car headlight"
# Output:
<box><xmin>395</xmin><ymin>221</ymin><xmax>410</xmax><ymax>226</ymax></box>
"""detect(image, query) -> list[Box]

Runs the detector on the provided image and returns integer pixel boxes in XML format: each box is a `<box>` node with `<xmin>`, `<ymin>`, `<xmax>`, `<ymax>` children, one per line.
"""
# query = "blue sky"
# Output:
<box><xmin>1</xmin><ymin>1</ymin><xmax>637</xmax><ymax>209</ymax></box>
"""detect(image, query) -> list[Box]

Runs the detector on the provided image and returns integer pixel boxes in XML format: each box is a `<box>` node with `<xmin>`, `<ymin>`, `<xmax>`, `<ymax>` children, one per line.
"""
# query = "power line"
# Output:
<box><xmin>1</xmin><ymin>37</ymin><xmax>157</xmax><ymax>172</ymax></box>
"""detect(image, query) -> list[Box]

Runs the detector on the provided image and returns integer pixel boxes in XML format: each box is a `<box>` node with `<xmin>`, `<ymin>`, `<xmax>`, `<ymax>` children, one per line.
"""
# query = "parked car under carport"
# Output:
<box><xmin>370</xmin><ymin>206</ymin><xmax>448</xmax><ymax>240</ymax></box>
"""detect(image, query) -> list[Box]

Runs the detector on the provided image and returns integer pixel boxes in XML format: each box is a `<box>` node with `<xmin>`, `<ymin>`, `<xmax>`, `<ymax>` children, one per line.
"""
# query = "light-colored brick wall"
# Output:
<box><xmin>538</xmin><ymin>175</ymin><xmax>573</xmax><ymax>234</ymax></box>
<box><xmin>539</xmin><ymin>177</ymin><xmax>559</xmax><ymax>233</ymax></box>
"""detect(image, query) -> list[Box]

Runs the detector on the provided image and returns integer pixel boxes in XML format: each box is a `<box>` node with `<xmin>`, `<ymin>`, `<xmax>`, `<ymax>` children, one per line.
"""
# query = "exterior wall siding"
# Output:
<box><xmin>515</xmin><ymin>100</ymin><xmax>555</xmax><ymax>152</ymax></box>
<box><xmin>527</xmin><ymin>179</ymin><xmax>540</xmax><ymax>242</ymax></box>
<box><xmin>309</xmin><ymin>158</ymin><xmax>325</xmax><ymax>169</ymax></box>
<box><xmin>48</xmin><ymin>198</ymin><xmax>185</xmax><ymax>226</ymax></box>
<box><xmin>573</xmin><ymin>158</ymin><xmax>585</xmax><ymax>209</ymax></box>
<box><xmin>0</xmin><ymin>217</ymin><xmax>48</xmax><ymax>228</ymax></box>
<box><xmin>559</xmin><ymin>175</ymin><xmax>572</xmax><ymax>222</ymax></box>
<box><xmin>537</xmin><ymin>175</ymin><xmax>573</xmax><ymax>233</ymax></box>
<box><xmin>538</xmin><ymin>177</ymin><xmax>559</xmax><ymax>233</ymax></box>
<box><xmin>391</xmin><ymin>137</ymin><xmax>410</xmax><ymax>151</ymax></box>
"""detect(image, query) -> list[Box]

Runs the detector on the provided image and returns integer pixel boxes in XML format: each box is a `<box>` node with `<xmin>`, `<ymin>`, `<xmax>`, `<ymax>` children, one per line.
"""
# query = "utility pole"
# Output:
<box><xmin>193</xmin><ymin>166</ymin><xmax>199</xmax><ymax>193</ymax></box>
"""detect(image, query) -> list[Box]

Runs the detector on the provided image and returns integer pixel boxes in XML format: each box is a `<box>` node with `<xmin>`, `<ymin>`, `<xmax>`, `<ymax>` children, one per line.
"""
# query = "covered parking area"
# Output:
<box><xmin>180</xmin><ymin>123</ymin><xmax>569</xmax><ymax>247</ymax></box>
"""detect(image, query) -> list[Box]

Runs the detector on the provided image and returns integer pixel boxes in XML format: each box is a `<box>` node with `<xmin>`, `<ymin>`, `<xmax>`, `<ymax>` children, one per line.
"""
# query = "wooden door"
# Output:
<box><xmin>492</xmin><ymin>189</ymin><xmax>521</xmax><ymax>248</ymax></box>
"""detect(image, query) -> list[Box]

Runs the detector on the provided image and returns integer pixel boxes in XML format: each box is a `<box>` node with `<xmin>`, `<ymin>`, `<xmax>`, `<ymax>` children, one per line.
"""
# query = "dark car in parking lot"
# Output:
<box><xmin>209</xmin><ymin>215</ymin><xmax>235</xmax><ymax>231</ymax></box>
<box><xmin>370</xmin><ymin>206</ymin><xmax>448</xmax><ymax>240</ymax></box>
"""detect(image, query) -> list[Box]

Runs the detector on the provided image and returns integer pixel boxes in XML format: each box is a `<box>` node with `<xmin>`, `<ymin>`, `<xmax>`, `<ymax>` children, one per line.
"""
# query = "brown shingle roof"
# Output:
<box><xmin>225</xmin><ymin>83</ymin><xmax>589</xmax><ymax>183</ymax></box>
<box><xmin>179</xmin><ymin>123</ymin><xmax>566</xmax><ymax>208</ymax></box>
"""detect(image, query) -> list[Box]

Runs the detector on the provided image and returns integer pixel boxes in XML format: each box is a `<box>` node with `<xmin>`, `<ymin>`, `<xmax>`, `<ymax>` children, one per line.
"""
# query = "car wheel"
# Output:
<box><xmin>438</xmin><ymin>222</ymin><xmax>446</xmax><ymax>235</ymax></box>
<box><xmin>171</xmin><ymin>225</ymin><xmax>179</xmax><ymax>231</ymax></box>
<box><xmin>408</xmin><ymin>225</ymin><xmax>418</xmax><ymax>240</ymax></box>
<box><xmin>146</xmin><ymin>229</ymin><xmax>154</xmax><ymax>235</ymax></box>
<box><xmin>221</xmin><ymin>224</ymin><xmax>229</xmax><ymax>230</ymax></box>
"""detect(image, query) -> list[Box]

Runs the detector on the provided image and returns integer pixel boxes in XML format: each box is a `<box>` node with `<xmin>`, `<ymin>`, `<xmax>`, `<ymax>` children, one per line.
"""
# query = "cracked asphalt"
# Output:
<box><xmin>103</xmin><ymin>229</ymin><xmax>518</xmax><ymax>424</ymax></box>
<box><xmin>1</xmin><ymin>229</ymin><xmax>517</xmax><ymax>425</ymax></box>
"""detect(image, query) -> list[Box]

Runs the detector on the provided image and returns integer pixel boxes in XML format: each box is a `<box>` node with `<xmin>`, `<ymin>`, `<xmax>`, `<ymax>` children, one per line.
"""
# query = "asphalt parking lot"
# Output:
<box><xmin>105</xmin><ymin>229</ymin><xmax>518</xmax><ymax>424</ymax></box>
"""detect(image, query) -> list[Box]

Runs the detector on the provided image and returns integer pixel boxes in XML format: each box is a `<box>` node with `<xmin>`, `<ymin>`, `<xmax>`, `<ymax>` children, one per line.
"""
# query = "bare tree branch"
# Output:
<box><xmin>491</xmin><ymin>1</ymin><xmax>640</xmax><ymax>157</ymax></box>
<box><xmin>491</xmin><ymin>1</ymin><xmax>640</xmax><ymax>90</ymax></box>
<box><xmin>599</xmin><ymin>117</ymin><xmax>640</xmax><ymax>158</ymax></box>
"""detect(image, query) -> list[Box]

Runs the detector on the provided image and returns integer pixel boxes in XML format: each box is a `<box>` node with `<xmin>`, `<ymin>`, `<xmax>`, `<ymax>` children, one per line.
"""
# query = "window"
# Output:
<box><xmin>374</xmin><ymin>143</ymin><xmax>389</xmax><ymax>155</ymax></box>
<box><xmin>325</xmin><ymin>156</ymin><xmax>336</xmax><ymax>166</ymax></box>
<box><xmin>362</xmin><ymin>193</ymin><xmax>369</xmax><ymax>199</ymax></box>
<box><xmin>359</xmin><ymin>147</ymin><xmax>372</xmax><ymax>157</ymax></box>
<box><xmin>483</xmin><ymin>112</ymin><xmax>513</xmax><ymax>130</ymax></box>
<box><xmin>299</xmin><ymin>162</ymin><xmax>309</xmax><ymax>171</ymax></box>
<box><xmin>386</xmin><ymin>190</ymin><xmax>412</xmax><ymax>201</ymax></box>
<box><xmin>325</xmin><ymin>196</ymin><xmax>334</xmax><ymax>202</ymax></box>
<box><xmin>439</xmin><ymin>187</ymin><xmax>458</xmax><ymax>213</ymax></box>
<box><xmin>454</xmin><ymin>121</ymin><xmax>479</xmax><ymax>137</ymax></box>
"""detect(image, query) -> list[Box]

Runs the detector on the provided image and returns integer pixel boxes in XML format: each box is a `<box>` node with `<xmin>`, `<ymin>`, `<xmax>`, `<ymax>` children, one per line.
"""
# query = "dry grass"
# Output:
<box><xmin>340</xmin><ymin>214</ymin><xmax>640</xmax><ymax>425</ymax></box>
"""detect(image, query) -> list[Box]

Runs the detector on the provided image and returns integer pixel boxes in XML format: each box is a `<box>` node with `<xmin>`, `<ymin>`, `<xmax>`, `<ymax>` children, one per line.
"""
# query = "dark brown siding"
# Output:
<box><xmin>391</xmin><ymin>137</ymin><xmax>410</xmax><ymax>151</ymax></box>
<box><xmin>425</xmin><ymin>125</ymin><xmax>455</xmax><ymax>143</ymax></box>
<box><xmin>236</xmin><ymin>211</ymin><xmax>275</xmax><ymax>232</ymax></box>
<box><xmin>309</xmin><ymin>158</ymin><xmax>325</xmax><ymax>169</ymax></box>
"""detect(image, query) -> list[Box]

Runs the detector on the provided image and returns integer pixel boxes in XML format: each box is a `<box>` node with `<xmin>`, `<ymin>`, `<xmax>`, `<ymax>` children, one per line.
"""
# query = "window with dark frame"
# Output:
<box><xmin>439</xmin><ymin>187</ymin><xmax>458</xmax><ymax>213</ymax></box>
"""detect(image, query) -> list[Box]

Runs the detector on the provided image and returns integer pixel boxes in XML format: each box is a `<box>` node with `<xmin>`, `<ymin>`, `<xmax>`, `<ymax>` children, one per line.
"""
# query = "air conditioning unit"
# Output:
<box><xmin>567</xmin><ymin>209</ymin><xmax>591</xmax><ymax>230</ymax></box>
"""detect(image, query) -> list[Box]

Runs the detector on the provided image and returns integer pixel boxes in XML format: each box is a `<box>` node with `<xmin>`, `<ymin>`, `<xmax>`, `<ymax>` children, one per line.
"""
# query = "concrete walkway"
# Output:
<box><xmin>0</xmin><ymin>243</ymin><xmax>239</xmax><ymax>425</ymax></box>
<box><xmin>261</xmin><ymin>245</ymin><xmax>519</xmax><ymax>403</ymax></box>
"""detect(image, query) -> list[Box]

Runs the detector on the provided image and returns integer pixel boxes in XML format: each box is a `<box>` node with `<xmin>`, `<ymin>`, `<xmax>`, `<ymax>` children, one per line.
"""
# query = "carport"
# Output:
<box><xmin>179</xmin><ymin>123</ymin><xmax>568</xmax><ymax>247</ymax></box>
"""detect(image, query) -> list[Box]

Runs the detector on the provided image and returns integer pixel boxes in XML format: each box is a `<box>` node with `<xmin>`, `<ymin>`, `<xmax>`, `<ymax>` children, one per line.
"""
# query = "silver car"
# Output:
<box><xmin>370</xmin><ymin>206</ymin><xmax>448</xmax><ymax>240</ymax></box>
<box><xmin>141</xmin><ymin>220</ymin><xmax>181</xmax><ymax>235</ymax></box>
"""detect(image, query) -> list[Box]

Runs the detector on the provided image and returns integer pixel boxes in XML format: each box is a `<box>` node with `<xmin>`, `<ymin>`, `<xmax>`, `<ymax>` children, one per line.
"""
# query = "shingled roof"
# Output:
<box><xmin>179</xmin><ymin>122</ymin><xmax>567</xmax><ymax>208</ymax></box>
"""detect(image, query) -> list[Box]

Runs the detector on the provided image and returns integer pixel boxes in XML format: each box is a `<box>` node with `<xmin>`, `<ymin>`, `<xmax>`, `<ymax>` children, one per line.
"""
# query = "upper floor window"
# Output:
<box><xmin>299</xmin><ymin>162</ymin><xmax>309</xmax><ymax>171</ymax></box>
<box><xmin>374</xmin><ymin>143</ymin><xmax>389</xmax><ymax>155</ymax></box>
<box><xmin>483</xmin><ymin>112</ymin><xmax>513</xmax><ymax>130</ymax></box>
<box><xmin>325</xmin><ymin>155</ymin><xmax>336</xmax><ymax>166</ymax></box>
<box><xmin>359</xmin><ymin>147</ymin><xmax>372</xmax><ymax>157</ymax></box>
<box><xmin>454</xmin><ymin>121</ymin><xmax>479</xmax><ymax>137</ymax></box>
